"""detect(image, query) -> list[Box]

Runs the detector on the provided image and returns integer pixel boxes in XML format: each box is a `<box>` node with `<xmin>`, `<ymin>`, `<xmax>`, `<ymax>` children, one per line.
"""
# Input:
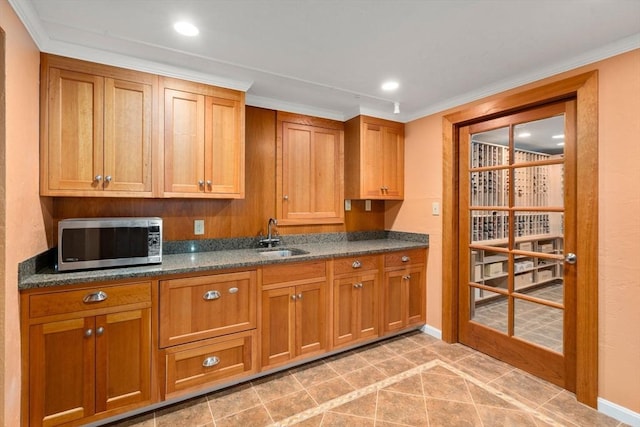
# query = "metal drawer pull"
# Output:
<box><xmin>96</xmin><ymin>326</ymin><xmax>104</xmax><ymax>336</ymax></box>
<box><xmin>228</xmin><ymin>287</ymin><xmax>239</xmax><ymax>294</ymax></box>
<box><xmin>83</xmin><ymin>291</ymin><xmax>108</xmax><ymax>304</ymax></box>
<box><xmin>85</xmin><ymin>329</ymin><xmax>93</xmax><ymax>337</ymax></box>
<box><xmin>403</xmin><ymin>275</ymin><xmax>411</xmax><ymax>280</ymax></box>
<box><xmin>297</xmin><ymin>293</ymin><xmax>303</xmax><ymax>299</ymax></box>
<box><xmin>203</xmin><ymin>290</ymin><xmax>221</xmax><ymax>300</ymax></box>
<box><xmin>291</xmin><ymin>294</ymin><xmax>297</xmax><ymax>300</ymax></box>
<box><xmin>352</xmin><ymin>260</ymin><xmax>362</xmax><ymax>269</ymax></box>
<box><xmin>354</xmin><ymin>283</ymin><xmax>363</xmax><ymax>289</ymax></box>
<box><xmin>401</xmin><ymin>256</ymin><xmax>410</xmax><ymax>262</ymax></box>
<box><xmin>202</xmin><ymin>356</ymin><xmax>220</xmax><ymax>368</ymax></box>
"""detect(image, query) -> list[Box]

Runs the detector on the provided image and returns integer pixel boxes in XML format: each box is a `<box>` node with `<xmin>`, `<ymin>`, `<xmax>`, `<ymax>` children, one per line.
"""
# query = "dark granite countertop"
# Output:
<box><xmin>19</xmin><ymin>231</ymin><xmax>428</xmax><ymax>290</ymax></box>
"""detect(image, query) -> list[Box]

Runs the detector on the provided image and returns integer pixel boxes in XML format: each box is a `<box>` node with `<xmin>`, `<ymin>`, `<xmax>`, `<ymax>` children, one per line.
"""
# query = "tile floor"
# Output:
<box><xmin>105</xmin><ymin>331</ymin><xmax>626</xmax><ymax>427</ymax></box>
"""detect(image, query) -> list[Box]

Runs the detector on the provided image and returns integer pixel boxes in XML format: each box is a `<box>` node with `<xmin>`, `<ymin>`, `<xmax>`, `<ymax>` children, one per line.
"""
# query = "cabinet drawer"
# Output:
<box><xmin>384</xmin><ymin>249</ymin><xmax>426</xmax><ymax>268</ymax></box>
<box><xmin>333</xmin><ymin>255</ymin><xmax>379</xmax><ymax>275</ymax></box>
<box><xmin>262</xmin><ymin>260</ymin><xmax>326</xmax><ymax>285</ymax></box>
<box><xmin>159</xmin><ymin>271</ymin><xmax>257</xmax><ymax>347</ymax></box>
<box><xmin>29</xmin><ymin>282</ymin><xmax>151</xmax><ymax>318</ymax></box>
<box><xmin>164</xmin><ymin>330</ymin><xmax>256</xmax><ymax>397</ymax></box>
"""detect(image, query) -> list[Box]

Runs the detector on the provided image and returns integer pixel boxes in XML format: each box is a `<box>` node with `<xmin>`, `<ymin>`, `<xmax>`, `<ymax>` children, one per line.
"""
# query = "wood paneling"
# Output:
<box><xmin>53</xmin><ymin>107</ymin><xmax>385</xmax><ymax>241</ymax></box>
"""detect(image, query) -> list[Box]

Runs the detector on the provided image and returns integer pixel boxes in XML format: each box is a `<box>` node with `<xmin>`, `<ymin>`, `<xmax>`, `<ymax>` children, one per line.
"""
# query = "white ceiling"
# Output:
<box><xmin>8</xmin><ymin>0</ymin><xmax>640</xmax><ymax>122</ymax></box>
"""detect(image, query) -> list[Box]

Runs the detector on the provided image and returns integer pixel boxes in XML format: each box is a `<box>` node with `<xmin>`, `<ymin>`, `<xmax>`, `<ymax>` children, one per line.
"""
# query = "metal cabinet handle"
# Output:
<box><xmin>283</xmin><ymin>195</ymin><xmax>289</xmax><ymax>200</ymax></box>
<box><xmin>202</xmin><ymin>356</ymin><xmax>220</xmax><ymax>368</ymax></box>
<box><xmin>403</xmin><ymin>275</ymin><xmax>411</xmax><ymax>280</ymax></box>
<box><xmin>198</xmin><ymin>180</ymin><xmax>205</xmax><ymax>187</ymax></box>
<box><xmin>83</xmin><ymin>291</ymin><xmax>108</xmax><ymax>304</ymax></box>
<box><xmin>353</xmin><ymin>283</ymin><xmax>363</xmax><ymax>288</ymax></box>
<box><xmin>96</xmin><ymin>326</ymin><xmax>104</xmax><ymax>336</ymax></box>
<box><xmin>228</xmin><ymin>287</ymin><xmax>239</xmax><ymax>294</ymax></box>
<box><xmin>94</xmin><ymin>175</ymin><xmax>102</xmax><ymax>182</ymax></box>
<box><xmin>565</xmin><ymin>253</ymin><xmax>577</xmax><ymax>265</ymax></box>
<box><xmin>85</xmin><ymin>329</ymin><xmax>93</xmax><ymax>337</ymax></box>
<box><xmin>203</xmin><ymin>290</ymin><xmax>221</xmax><ymax>300</ymax></box>
<box><xmin>104</xmin><ymin>175</ymin><xmax>112</xmax><ymax>183</ymax></box>
<box><xmin>352</xmin><ymin>260</ymin><xmax>362</xmax><ymax>269</ymax></box>
<box><xmin>401</xmin><ymin>256</ymin><xmax>410</xmax><ymax>263</ymax></box>
<box><xmin>297</xmin><ymin>293</ymin><xmax>303</xmax><ymax>299</ymax></box>
<box><xmin>206</xmin><ymin>180</ymin><xmax>212</xmax><ymax>186</ymax></box>
<box><xmin>291</xmin><ymin>294</ymin><xmax>297</xmax><ymax>301</ymax></box>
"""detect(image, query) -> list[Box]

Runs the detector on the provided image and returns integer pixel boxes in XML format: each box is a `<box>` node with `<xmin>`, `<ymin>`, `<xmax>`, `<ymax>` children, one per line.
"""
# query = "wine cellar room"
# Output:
<box><xmin>466</xmin><ymin>112</ymin><xmax>566</xmax><ymax>352</ymax></box>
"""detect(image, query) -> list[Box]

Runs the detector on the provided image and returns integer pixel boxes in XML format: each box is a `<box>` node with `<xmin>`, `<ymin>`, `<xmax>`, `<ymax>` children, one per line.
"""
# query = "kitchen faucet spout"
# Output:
<box><xmin>260</xmin><ymin>217</ymin><xmax>280</xmax><ymax>248</ymax></box>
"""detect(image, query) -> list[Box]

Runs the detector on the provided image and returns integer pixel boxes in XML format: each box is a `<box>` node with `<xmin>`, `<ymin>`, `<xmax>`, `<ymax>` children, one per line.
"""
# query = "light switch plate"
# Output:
<box><xmin>365</xmin><ymin>200</ymin><xmax>371</xmax><ymax>211</ymax></box>
<box><xmin>194</xmin><ymin>219</ymin><xmax>205</xmax><ymax>235</ymax></box>
<box><xmin>344</xmin><ymin>199</ymin><xmax>351</xmax><ymax>211</ymax></box>
<box><xmin>432</xmin><ymin>202</ymin><xmax>440</xmax><ymax>216</ymax></box>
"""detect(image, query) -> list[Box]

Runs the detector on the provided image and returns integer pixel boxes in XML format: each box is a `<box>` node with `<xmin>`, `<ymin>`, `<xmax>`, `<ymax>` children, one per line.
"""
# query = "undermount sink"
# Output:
<box><xmin>258</xmin><ymin>248</ymin><xmax>309</xmax><ymax>258</ymax></box>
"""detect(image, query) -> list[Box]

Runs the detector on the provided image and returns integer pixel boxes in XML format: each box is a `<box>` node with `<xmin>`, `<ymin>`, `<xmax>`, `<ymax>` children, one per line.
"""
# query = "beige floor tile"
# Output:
<box><xmin>252</xmin><ymin>371</ymin><xmax>304</xmax><ymax>402</ymax></box>
<box><xmin>475</xmin><ymin>405</ymin><xmax>539</xmax><ymax>426</ymax></box>
<box><xmin>292</xmin><ymin>360</ymin><xmax>339</xmax><ymax>388</ymax></box>
<box><xmin>428</xmin><ymin>341</ymin><xmax>475</xmax><ymax>362</ymax></box>
<box><xmin>325</xmin><ymin>351</ymin><xmax>370</xmax><ymax>375</ymax></box>
<box><xmin>421</xmin><ymin>371</ymin><xmax>473</xmax><ymax>403</ymax></box>
<box><xmin>264</xmin><ymin>389</ymin><xmax>317</xmax><ymax>422</ymax></box>
<box><xmin>373</xmin><ymin>355</ymin><xmax>416</xmax><ymax>377</ymax></box>
<box><xmin>454</xmin><ymin>352</ymin><xmax>514</xmax><ymax>382</ymax></box>
<box><xmin>404</xmin><ymin>330</ymin><xmax>441</xmax><ymax>347</ymax></box>
<box><xmin>330</xmin><ymin>391</ymin><xmax>378</xmax><ymax>418</ymax></box>
<box><xmin>489</xmin><ymin>369</ymin><xmax>563</xmax><ymax>408</ymax></box>
<box><xmin>321</xmin><ymin>411</ymin><xmax>375</xmax><ymax>426</ymax></box>
<box><xmin>306</xmin><ymin>376</ymin><xmax>355</xmax><ymax>404</ymax></box>
<box><xmin>382</xmin><ymin>373</ymin><xmax>423</xmax><ymax>396</ymax></box>
<box><xmin>466</xmin><ymin>381</ymin><xmax>519</xmax><ymax>410</ymax></box>
<box><xmin>375</xmin><ymin>389</ymin><xmax>428</xmax><ymax>426</ymax></box>
<box><xmin>342</xmin><ymin>365</ymin><xmax>387</xmax><ymax>388</ymax></box>
<box><xmin>206</xmin><ymin>382</ymin><xmax>262</xmax><ymax>420</ymax></box>
<box><xmin>105</xmin><ymin>411</ymin><xmax>155</xmax><ymax>427</ymax></box>
<box><xmin>400</xmin><ymin>346</ymin><xmax>439</xmax><ymax>365</ymax></box>
<box><xmin>354</xmin><ymin>342</ymin><xmax>399</xmax><ymax>365</ymax></box>
<box><xmin>154</xmin><ymin>397</ymin><xmax>213</xmax><ymax>427</ymax></box>
<box><xmin>425</xmin><ymin>398</ymin><xmax>483</xmax><ymax>427</ymax></box>
<box><xmin>381</xmin><ymin>335</ymin><xmax>423</xmax><ymax>354</ymax></box>
<box><xmin>291</xmin><ymin>413</ymin><xmax>324</xmax><ymax>426</ymax></box>
<box><xmin>540</xmin><ymin>390</ymin><xmax>621</xmax><ymax>427</ymax></box>
<box><xmin>215</xmin><ymin>405</ymin><xmax>272</xmax><ymax>427</ymax></box>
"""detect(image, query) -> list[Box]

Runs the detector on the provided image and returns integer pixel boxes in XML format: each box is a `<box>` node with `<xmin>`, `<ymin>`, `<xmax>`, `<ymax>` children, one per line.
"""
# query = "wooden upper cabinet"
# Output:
<box><xmin>345</xmin><ymin>115</ymin><xmax>404</xmax><ymax>200</ymax></box>
<box><xmin>161</xmin><ymin>77</ymin><xmax>245</xmax><ymax>198</ymax></box>
<box><xmin>277</xmin><ymin>112</ymin><xmax>344</xmax><ymax>225</ymax></box>
<box><xmin>41</xmin><ymin>54</ymin><xmax>156</xmax><ymax>197</ymax></box>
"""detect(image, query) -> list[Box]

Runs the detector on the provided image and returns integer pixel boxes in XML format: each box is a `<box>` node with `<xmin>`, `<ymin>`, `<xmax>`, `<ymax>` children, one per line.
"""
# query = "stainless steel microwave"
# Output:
<box><xmin>57</xmin><ymin>217</ymin><xmax>162</xmax><ymax>272</ymax></box>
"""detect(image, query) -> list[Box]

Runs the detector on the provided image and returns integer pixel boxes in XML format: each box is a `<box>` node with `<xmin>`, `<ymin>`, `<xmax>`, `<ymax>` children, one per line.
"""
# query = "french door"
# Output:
<box><xmin>458</xmin><ymin>100</ymin><xmax>577</xmax><ymax>389</ymax></box>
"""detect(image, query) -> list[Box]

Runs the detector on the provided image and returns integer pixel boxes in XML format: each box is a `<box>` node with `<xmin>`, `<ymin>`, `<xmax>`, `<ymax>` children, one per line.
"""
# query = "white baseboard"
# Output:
<box><xmin>420</xmin><ymin>324</ymin><xmax>442</xmax><ymax>340</ymax></box>
<box><xmin>598</xmin><ymin>397</ymin><xmax>640</xmax><ymax>426</ymax></box>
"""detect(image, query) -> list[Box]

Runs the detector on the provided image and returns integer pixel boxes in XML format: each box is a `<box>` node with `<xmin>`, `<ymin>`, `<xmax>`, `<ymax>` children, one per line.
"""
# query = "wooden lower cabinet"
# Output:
<box><xmin>332</xmin><ymin>256</ymin><xmax>380</xmax><ymax>348</ymax></box>
<box><xmin>22</xmin><ymin>281</ymin><xmax>153</xmax><ymax>427</ymax></box>
<box><xmin>163</xmin><ymin>330</ymin><xmax>257</xmax><ymax>398</ymax></box>
<box><xmin>261</xmin><ymin>261</ymin><xmax>329</xmax><ymax>369</ymax></box>
<box><xmin>383</xmin><ymin>250</ymin><xmax>427</xmax><ymax>332</ymax></box>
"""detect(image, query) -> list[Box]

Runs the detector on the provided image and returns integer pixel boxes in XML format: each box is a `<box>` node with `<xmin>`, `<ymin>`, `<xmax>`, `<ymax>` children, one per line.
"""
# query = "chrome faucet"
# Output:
<box><xmin>260</xmin><ymin>217</ymin><xmax>280</xmax><ymax>248</ymax></box>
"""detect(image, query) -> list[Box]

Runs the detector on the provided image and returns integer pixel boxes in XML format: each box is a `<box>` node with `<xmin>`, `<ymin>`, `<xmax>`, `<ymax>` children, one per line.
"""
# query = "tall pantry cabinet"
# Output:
<box><xmin>40</xmin><ymin>54</ymin><xmax>156</xmax><ymax>197</ymax></box>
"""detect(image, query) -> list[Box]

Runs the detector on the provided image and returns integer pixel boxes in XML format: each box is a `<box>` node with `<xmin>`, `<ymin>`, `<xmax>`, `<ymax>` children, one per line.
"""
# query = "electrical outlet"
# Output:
<box><xmin>344</xmin><ymin>199</ymin><xmax>351</xmax><ymax>211</ymax></box>
<box><xmin>194</xmin><ymin>219</ymin><xmax>205</xmax><ymax>235</ymax></box>
<box><xmin>365</xmin><ymin>200</ymin><xmax>371</xmax><ymax>211</ymax></box>
<box><xmin>432</xmin><ymin>202</ymin><xmax>440</xmax><ymax>216</ymax></box>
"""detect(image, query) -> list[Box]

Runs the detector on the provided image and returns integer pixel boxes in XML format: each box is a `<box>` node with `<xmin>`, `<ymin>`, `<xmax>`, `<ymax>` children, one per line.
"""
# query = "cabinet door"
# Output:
<box><xmin>29</xmin><ymin>317</ymin><xmax>95</xmax><ymax>426</ymax></box>
<box><xmin>405</xmin><ymin>266</ymin><xmax>426</xmax><ymax>326</ymax></box>
<box><xmin>95</xmin><ymin>308</ymin><xmax>151</xmax><ymax>413</ymax></box>
<box><xmin>160</xmin><ymin>271</ymin><xmax>257</xmax><ymax>347</ymax></box>
<box><xmin>362</xmin><ymin>122</ymin><xmax>385</xmax><ymax>198</ymax></box>
<box><xmin>296</xmin><ymin>281</ymin><xmax>328</xmax><ymax>357</ymax></box>
<box><xmin>383</xmin><ymin>270</ymin><xmax>407</xmax><ymax>332</ymax></box>
<box><xmin>358</xmin><ymin>273</ymin><xmax>380</xmax><ymax>340</ymax></box>
<box><xmin>205</xmin><ymin>96</ymin><xmax>244</xmax><ymax>197</ymax></box>
<box><xmin>261</xmin><ymin>286</ymin><xmax>296</xmax><ymax>367</ymax></box>
<box><xmin>381</xmin><ymin>125</ymin><xmax>404</xmax><ymax>198</ymax></box>
<box><xmin>281</xmin><ymin>122</ymin><xmax>344</xmax><ymax>224</ymax></box>
<box><xmin>46</xmin><ymin>68</ymin><xmax>104</xmax><ymax>193</ymax></box>
<box><xmin>163</xmin><ymin>88</ymin><xmax>206</xmax><ymax>194</ymax></box>
<box><xmin>103</xmin><ymin>78</ymin><xmax>153</xmax><ymax>194</ymax></box>
<box><xmin>333</xmin><ymin>277</ymin><xmax>358</xmax><ymax>347</ymax></box>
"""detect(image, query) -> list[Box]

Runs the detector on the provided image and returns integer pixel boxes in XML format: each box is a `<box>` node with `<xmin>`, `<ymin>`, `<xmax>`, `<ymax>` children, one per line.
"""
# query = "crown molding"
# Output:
<box><xmin>245</xmin><ymin>94</ymin><xmax>346</xmax><ymax>122</ymax></box>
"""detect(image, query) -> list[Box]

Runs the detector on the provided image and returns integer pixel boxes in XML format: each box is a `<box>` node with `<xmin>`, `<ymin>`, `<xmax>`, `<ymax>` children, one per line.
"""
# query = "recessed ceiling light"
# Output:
<box><xmin>517</xmin><ymin>132</ymin><xmax>531</xmax><ymax>138</ymax></box>
<box><xmin>552</xmin><ymin>134</ymin><xmax>565</xmax><ymax>139</ymax></box>
<box><xmin>381</xmin><ymin>81</ymin><xmax>399</xmax><ymax>91</ymax></box>
<box><xmin>174</xmin><ymin>21</ymin><xmax>199</xmax><ymax>36</ymax></box>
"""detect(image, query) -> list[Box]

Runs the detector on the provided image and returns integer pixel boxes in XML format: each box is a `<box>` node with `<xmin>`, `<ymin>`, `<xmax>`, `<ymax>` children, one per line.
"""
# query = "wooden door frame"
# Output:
<box><xmin>441</xmin><ymin>71</ymin><xmax>599</xmax><ymax>407</ymax></box>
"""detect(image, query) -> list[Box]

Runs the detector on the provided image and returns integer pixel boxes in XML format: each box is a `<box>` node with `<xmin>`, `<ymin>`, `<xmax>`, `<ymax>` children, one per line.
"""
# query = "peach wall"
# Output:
<box><xmin>389</xmin><ymin>49</ymin><xmax>640</xmax><ymax>412</ymax></box>
<box><xmin>0</xmin><ymin>0</ymin><xmax>52</xmax><ymax>424</ymax></box>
